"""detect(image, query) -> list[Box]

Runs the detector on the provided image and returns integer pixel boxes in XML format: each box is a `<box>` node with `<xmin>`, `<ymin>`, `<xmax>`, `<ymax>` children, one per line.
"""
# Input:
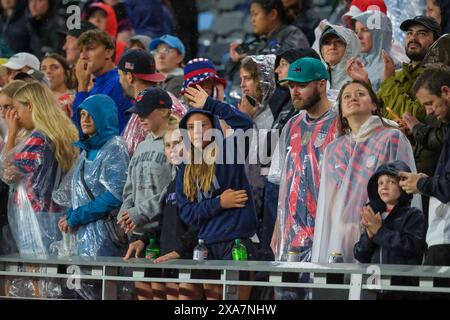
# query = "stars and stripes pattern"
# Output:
<box><xmin>181</xmin><ymin>58</ymin><xmax>227</xmax><ymax>94</ymax></box>
<box><xmin>279</xmin><ymin>111</ymin><xmax>338</xmax><ymax>258</ymax></box>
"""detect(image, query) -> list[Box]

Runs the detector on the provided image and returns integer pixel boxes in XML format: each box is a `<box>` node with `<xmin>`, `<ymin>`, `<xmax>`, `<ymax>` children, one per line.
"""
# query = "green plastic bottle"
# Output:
<box><xmin>145</xmin><ymin>238</ymin><xmax>160</xmax><ymax>260</ymax></box>
<box><xmin>232</xmin><ymin>239</ymin><xmax>248</xmax><ymax>261</ymax></box>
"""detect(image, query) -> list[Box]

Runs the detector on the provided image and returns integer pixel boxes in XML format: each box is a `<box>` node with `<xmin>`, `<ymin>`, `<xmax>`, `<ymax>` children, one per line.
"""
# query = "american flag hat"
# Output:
<box><xmin>180</xmin><ymin>58</ymin><xmax>227</xmax><ymax>95</ymax></box>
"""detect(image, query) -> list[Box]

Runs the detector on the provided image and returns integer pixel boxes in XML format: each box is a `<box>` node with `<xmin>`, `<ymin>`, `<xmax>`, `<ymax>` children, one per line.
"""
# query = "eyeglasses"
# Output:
<box><xmin>152</xmin><ymin>48</ymin><xmax>173</xmax><ymax>56</ymax></box>
<box><xmin>322</xmin><ymin>38</ymin><xmax>346</xmax><ymax>47</ymax></box>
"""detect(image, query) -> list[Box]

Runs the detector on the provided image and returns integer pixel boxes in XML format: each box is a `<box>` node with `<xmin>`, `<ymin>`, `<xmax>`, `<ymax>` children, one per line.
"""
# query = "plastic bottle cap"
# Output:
<box><xmin>235</xmin><ymin>239</ymin><xmax>240</xmax><ymax>245</ymax></box>
<box><xmin>199</xmin><ymin>239</ymin><xmax>204</xmax><ymax>244</ymax></box>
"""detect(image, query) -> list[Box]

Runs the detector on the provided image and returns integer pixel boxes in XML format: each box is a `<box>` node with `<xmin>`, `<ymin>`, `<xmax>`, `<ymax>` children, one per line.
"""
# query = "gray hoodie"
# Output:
<box><xmin>119</xmin><ymin>132</ymin><xmax>172</xmax><ymax>234</ymax></box>
<box><xmin>316</xmin><ymin>23</ymin><xmax>361</xmax><ymax>91</ymax></box>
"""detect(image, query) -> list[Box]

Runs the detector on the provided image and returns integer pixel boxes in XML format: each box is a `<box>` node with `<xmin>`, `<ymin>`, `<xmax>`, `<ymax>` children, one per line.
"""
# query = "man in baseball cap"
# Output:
<box><xmin>400</xmin><ymin>15</ymin><xmax>442</xmax><ymax>41</ymax></box>
<box><xmin>118</xmin><ymin>49</ymin><xmax>167</xmax><ymax>156</ymax></box>
<box><xmin>118</xmin><ymin>49</ymin><xmax>166</xmax><ymax>99</ymax></box>
<box><xmin>269</xmin><ymin>56</ymin><xmax>337</xmax><ymax>302</ymax></box>
<box><xmin>377</xmin><ymin>15</ymin><xmax>441</xmax><ymax>180</ymax></box>
<box><xmin>279</xmin><ymin>57</ymin><xmax>330</xmax><ymax>112</ymax></box>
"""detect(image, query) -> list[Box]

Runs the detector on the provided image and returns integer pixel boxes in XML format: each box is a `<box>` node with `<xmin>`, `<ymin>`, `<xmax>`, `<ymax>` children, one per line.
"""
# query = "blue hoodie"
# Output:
<box><xmin>176</xmin><ymin>97</ymin><xmax>257</xmax><ymax>245</ymax></box>
<box><xmin>67</xmin><ymin>94</ymin><xmax>127</xmax><ymax>228</ymax></box>
<box><xmin>73</xmin><ymin>68</ymin><xmax>133</xmax><ymax>134</ymax></box>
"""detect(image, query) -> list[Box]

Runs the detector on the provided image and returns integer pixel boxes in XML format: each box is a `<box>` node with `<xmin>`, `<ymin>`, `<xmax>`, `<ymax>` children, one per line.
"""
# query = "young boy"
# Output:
<box><xmin>118</xmin><ymin>87</ymin><xmax>173</xmax><ymax>238</ymax></box>
<box><xmin>354</xmin><ymin>160</ymin><xmax>426</xmax><ymax>265</ymax></box>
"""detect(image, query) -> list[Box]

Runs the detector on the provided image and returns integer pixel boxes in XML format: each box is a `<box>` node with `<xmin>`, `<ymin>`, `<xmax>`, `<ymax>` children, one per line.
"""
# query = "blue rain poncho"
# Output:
<box><xmin>53</xmin><ymin>94</ymin><xmax>130</xmax><ymax>257</ymax></box>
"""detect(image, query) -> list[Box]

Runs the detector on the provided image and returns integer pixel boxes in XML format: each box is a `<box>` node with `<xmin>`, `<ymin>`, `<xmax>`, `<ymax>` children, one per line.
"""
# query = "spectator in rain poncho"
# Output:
<box><xmin>0</xmin><ymin>82</ymin><xmax>78</xmax><ymax>256</ymax></box>
<box><xmin>53</xmin><ymin>94</ymin><xmax>129</xmax><ymax>258</ymax></box>
<box><xmin>238</xmin><ymin>54</ymin><xmax>277</xmax><ymax>234</ymax></box>
<box><xmin>268</xmin><ymin>57</ymin><xmax>339</xmax><ymax>300</ymax></box>
<box><xmin>351</xmin><ymin>10</ymin><xmax>397</xmax><ymax>91</ymax></box>
<box><xmin>311</xmin><ymin>80</ymin><xmax>419</xmax><ymax>263</ymax></box>
<box><xmin>315</xmin><ymin>23</ymin><xmax>361</xmax><ymax>91</ymax></box>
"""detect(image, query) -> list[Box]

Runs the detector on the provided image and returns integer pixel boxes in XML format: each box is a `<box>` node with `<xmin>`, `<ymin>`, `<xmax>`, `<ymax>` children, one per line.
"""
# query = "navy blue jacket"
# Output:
<box><xmin>417</xmin><ymin>127</ymin><xmax>450</xmax><ymax>203</ymax></box>
<box><xmin>354</xmin><ymin>161</ymin><xmax>426</xmax><ymax>264</ymax></box>
<box><xmin>176</xmin><ymin>97</ymin><xmax>257</xmax><ymax>245</ymax></box>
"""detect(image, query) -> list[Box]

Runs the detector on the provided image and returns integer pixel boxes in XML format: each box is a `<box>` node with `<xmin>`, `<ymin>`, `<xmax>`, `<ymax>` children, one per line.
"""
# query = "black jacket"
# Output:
<box><xmin>417</xmin><ymin>124</ymin><xmax>450</xmax><ymax>203</ymax></box>
<box><xmin>354</xmin><ymin>161</ymin><xmax>426</xmax><ymax>264</ymax></box>
<box><xmin>412</xmin><ymin>117</ymin><xmax>448</xmax><ymax>176</ymax></box>
<box><xmin>139</xmin><ymin>176</ymin><xmax>198</xmax><ymax>258</ymax></box>
<box><xmin>26</xmin><ymin>0</ymin><xmax>65</xmax><ymax>59</ymax></box>
<box><xmin>261</xmin><ymin>87</ymin><xmax>297</xmax><ymax>168</ymax></box>
<box><xmin>0</xmin><ymin>0</ymin><xmax>30</xmax><ymax>53</ymax></box>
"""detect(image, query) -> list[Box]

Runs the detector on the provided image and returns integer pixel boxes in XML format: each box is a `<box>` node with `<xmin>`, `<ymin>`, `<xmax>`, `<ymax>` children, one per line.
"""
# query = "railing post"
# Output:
<box><xmin>224</xmin><ymin>269</ymin><xmax>239</xmax><ymax>300</ymax></box>
<box><xmin>103</xmin><ymin>266</ymin><xmax>119</xmax><ymax>300</ymax></box>
<box><xmin>348</xmin><ymin>273</ymin><xmax>363</xmax><ymax>300</ymax></box>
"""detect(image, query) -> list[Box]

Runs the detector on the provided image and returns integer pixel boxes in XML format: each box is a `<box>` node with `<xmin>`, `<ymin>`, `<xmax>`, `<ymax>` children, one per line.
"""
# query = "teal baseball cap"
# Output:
<box><xmin>279</xmin><ymin>57</ymin><xmax>329</xmax><ymax>84</ymax></box>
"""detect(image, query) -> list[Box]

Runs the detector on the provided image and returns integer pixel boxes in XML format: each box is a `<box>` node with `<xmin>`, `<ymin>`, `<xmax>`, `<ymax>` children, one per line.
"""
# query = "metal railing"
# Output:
<box><xmin>0</xmin><ymin>253</ymin><xmax>449</xmax><ymax>300</ymax></box>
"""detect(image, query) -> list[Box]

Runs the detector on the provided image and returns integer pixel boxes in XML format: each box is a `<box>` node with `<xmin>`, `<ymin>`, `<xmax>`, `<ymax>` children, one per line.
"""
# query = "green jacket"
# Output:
<box><xmin>378</xmin><ymin>63</ymin><xmax>426</xmax><ymax>121</ymax></box>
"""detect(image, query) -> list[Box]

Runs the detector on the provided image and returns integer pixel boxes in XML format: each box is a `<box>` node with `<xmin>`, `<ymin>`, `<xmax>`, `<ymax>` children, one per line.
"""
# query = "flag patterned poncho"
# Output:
<box><xmin>311</xmin><ymin>116</ymin><xmax>419</xmax><ymax>263</ymax></box>
<box><xmin>270</xmin><ymin>109</ymin><xmax>338</xmax><ymax>262</ymax></box>
<box><xmin>1</xmin><ymin>130</ymin><xmax>64</xmax><ymax>255</ymax></box>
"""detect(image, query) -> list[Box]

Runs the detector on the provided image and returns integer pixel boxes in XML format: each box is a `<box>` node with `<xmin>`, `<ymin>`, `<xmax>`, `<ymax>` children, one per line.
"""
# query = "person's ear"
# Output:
<box><xmin>27</xmin><ymin>102</ymin><xmax>33</xmax><ymax>112</ymax></box>
<box><xmin>105</xmin><ymin>48</ymin><xmax>114</xmax><ymax>61</ymax></box>
<box><xmin>175</xmin><ymin>53</ymin><xmax>184</xmax><ymax>65</ymax></box>
<box><xmin>126</xmin><ymin>72</ymin><xmax>134</xmax><ymax>84</ymax></box>
<box><xmin>268</xmin><ymin>8</ymin><xmax>278</xmax><ymax>22</ymax></box>
<box><xmin>441</xmin><ymin>85</ymin><xmax>450</xmax><ymax>101</ymax></box>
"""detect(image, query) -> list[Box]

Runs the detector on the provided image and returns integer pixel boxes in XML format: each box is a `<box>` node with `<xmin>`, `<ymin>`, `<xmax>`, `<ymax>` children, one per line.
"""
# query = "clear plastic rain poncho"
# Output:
<box><xmin>311</xmin><ymin>116</ymin><xmax>421</xmax><ymax>263</ymax></box>
<box><xmin>53</xmin><ymin>136</ymin><xmax>129</xmax><ymax>258</ymax></box>
<box><xmin>0</xmin><ymin>130</ymin><xmax>65</xmax><ymax>298</ymax></box>
<box><xmin>122</xmin><ymin>91</ymin><xmax>187</xmax><ymax>156</ymax></box>
<box><xmin>243</xmin><ymin>54</ymin><xmax>276</xmax><ymax>218</ymax></box>
<box><xmin>269</xmin><ymin>110</ymin><xmax>339</xmax><ymax>262</ymax></box>
<box><xmin>313</xmin><ymin>22</ymin><xmax>361</xmax><ymax>91</ymax></box>
<box><xmin>352</xmin><ymin>11</ymin><xmax>395</xmax><ymax>91</ymax></box>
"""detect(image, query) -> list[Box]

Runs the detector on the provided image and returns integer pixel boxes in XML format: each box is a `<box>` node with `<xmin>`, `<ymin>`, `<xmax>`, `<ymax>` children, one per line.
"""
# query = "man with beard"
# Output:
<box><xmin>268</xmin><ymin>57</ymin><xmax>339</xmax><ymax>300</ymax></box>
<box><xmin>377</xmin><ymin>16</ymin><xmax>441</xmax><ymax>217</ymax></box>
<box><xmin>378</xmin><ymin>16</ymin><xmax>441</xmax><ymax>122</ymax></box>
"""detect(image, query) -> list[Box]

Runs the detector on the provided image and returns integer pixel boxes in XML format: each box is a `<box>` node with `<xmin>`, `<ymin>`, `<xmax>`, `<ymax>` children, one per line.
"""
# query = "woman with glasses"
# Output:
<box><xmin>315</xmin><ymin>23</ymin><xmax>361</xmax><ymax>91</ymax></box>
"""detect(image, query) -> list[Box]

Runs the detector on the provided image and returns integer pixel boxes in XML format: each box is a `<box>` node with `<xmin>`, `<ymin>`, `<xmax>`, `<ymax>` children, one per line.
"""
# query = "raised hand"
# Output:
<box><xmin>184</xmin><ymin>85</ymin><xmax>209</xmax><ymax>108</ymax></box>
<box><xmin>346</xmin><ymin>57</ymin><xmax>369</xmax><ymax>84</ymax></box>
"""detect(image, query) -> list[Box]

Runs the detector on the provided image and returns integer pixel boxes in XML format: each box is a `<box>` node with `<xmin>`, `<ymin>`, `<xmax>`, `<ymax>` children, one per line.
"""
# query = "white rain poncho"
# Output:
<box><xmin>311</xmin><ymin>116</ymin><xmax>420</xmax><ymax>263</ymax></box>
<box><xmin>53</xmin><ymin>136</ymin><xmax>129</xmax><ymax>257</ymax></box>
<box><xmin>269</xmin><ymin>109</ymin><xmax>339</xmax><ymax>262</ymax></box>
<box><xmin>314</xmin><ymin>23</ymin><xmax>361</xmax><ymax>91</ymax></box>
<box><xmin>352</xmin><ymin>11</ymin><xmax>395</xmax><ymax>91</ymax></box>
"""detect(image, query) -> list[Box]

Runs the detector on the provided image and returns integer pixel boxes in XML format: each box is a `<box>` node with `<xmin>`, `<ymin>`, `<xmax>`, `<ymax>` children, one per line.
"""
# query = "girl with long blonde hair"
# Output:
<box><xmin>177</xmin><ymin>85</ymin><xmax>257</xmax><ymax>300</ymax></box>
<box><xmin>1</xmin><ymin>81</ymin><xmax>79</xmax><ymax>257</ymax></box>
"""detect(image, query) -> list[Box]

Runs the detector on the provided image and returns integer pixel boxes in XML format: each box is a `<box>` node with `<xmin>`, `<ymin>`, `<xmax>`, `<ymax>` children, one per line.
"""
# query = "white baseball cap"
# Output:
<box><xmin>3</xmin><ymin>52</ymin><xmax>40</xmax><ymax>71</ymax></box>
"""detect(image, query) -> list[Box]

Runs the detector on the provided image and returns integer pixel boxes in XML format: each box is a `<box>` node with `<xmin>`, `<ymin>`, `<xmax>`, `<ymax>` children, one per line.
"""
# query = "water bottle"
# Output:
<box><xmin>232</xmin><ymin>239</ymin><xmax>248</xmax><ymax>261</ymax></box>
<box><xmin>145</xmin><ymin>238</ymin><xmax>160</xmax><ymax>259</ymax></box>
<box><xmin>193</xmin><ymin>239</ymin><xmax>208</xmax><ymax>261</ymax></box>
